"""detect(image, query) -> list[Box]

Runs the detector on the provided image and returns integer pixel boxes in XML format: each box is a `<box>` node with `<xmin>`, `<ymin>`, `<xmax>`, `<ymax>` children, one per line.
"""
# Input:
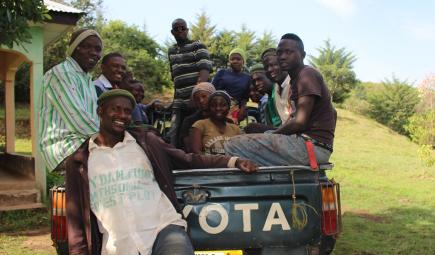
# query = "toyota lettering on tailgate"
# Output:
<box><xmin>183</xmin><ymin>202</ymin><xmax>292</xmax><ymax>234</ymax></box>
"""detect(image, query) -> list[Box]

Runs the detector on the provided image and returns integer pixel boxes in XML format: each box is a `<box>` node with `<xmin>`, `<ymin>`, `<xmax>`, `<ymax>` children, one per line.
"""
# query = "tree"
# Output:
<box><xmin>416</xmin><ymin>74</ymin><xmax>435</xmax><ymax>113</ymax></box>
<box><xmin>251</xmin><ymin>31</ymin><xmax>277</xmax><ymax>65</ymax></box>
<box><xmin>367</xmin><ymin>77</ymin><xmax>420</xmax><ymax>135</ymax></box>
<box><xmin>189</xmin><ymin>11</ymin><xmax>216</xmax><ymax>49</ymax></box>
<box><xmin>234</xmin><ymin>24</ymin><xmax>256</xmax><ymax>67</ymax></box>
<box><xmin>100</xmin><ymin>20</ymin><xmax>171</xmax><ymax>96</ymax></box>
<box><xmin>209</xmin><ymin>30</ymin><xmax>236</xmax><ymax>70</ymax></box>
<box><xmin>0</xmin><ymin>0</ymin><xmax>50</xmax><ymax>48</ymax></box>
<box><xmin>309</xmin><ymin>39</ymin><xmax>358</xmax><ymax>103</ymax></box>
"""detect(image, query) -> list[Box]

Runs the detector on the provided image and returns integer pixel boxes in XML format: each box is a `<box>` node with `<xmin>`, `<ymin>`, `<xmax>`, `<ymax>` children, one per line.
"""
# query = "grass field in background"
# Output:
<box><xmin>0</xmin><ymin>107</ymin><xmax>434</xmax><ymax>255</ymax></box>
<box><xmin>330</xmin><ymin>109</ymin><xmax>434</xmax><ymax>254</ymax></box>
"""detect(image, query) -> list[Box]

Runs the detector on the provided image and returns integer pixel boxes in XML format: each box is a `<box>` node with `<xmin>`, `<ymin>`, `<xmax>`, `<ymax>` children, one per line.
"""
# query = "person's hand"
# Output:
<box><xmin>237</xmin><ymin>107</ymin><xmax>247</xmax><ymax>122</ymax></box>
<box><xmin>235</xmin><ymin>158</ymin><xmax>258</xmax><ymax>173</ymax></box>
<box><xmin>151</xmin><ymin>100</ymin><xmax>164</xmax><ymax>111</ymax></box>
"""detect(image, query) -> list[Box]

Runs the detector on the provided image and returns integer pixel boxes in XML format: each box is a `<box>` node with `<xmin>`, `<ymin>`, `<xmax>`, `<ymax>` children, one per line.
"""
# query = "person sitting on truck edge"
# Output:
<box><xmin>65</xmin><ymin>89</ymin><xmax>258</xmax><ymax>255</ymax></box>
<box><xmin>190</xmin><ymin>91</ymin><xmax>242</xmax><ymax>155</ymax></box>
<box><xmin>179</xmin><ymin>82</ymin><xmax>216</xmax><ymax>152</ymax></box>
<box><xmin>120</xmin><ymin>78</ymin><xmax>163</xmax><ymax>125</ymax></box>
<box><xmin>224</xmin><ymin>33</ymin><xmax>337</xmax><ymax>166</ymax></box>
<box><xmin>39</xmin><ymin>28</ymin><xmax>102</xmax><ymax>173</ymax></box>
<box><xmin>212</xmin><ymin>48</ymin><xmax>251</xmax><ymax>124</ymax></box>
<box><xmin>94</xmin><ymin>52</ymin><xmax>127</xmax><ymax>96</ymax></box>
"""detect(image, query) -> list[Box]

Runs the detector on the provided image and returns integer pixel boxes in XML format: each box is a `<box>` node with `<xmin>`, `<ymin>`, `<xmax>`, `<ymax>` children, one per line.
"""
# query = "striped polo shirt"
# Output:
<box><xmin>38</xmin><ymin>57</ymin><xmax>99</xmax><ymax>171</ymax></box>
<box><xmin>168</xmin><ymin>40</ymin><xmax>212</xmax><ymax>108</ymax></box>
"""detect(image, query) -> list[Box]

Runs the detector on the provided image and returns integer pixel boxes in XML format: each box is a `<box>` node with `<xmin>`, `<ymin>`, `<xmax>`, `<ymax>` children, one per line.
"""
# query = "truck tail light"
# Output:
<box><xmin>321</xmin><ymin>179</ymin><xmax>342</xmax><ymax>236</ymax></box>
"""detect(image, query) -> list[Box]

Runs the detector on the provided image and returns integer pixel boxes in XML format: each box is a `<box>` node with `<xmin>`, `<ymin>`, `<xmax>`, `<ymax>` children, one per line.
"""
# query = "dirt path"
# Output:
<box><xmin>1</xmin><ymin>228</ymin><xmax>57</xmax><ymax>255</ymax></box>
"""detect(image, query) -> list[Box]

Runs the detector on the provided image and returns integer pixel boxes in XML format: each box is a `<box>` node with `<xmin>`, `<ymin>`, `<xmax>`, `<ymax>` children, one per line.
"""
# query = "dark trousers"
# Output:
<box><xmin>151</xmin><ymin>224</ymin><xmax>194</xmax><ymax>255</ymax></box>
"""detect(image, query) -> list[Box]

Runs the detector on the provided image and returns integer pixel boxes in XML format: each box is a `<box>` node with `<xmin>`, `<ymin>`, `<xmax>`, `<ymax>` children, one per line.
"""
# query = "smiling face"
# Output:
<box><xmin>129</xmin><ymin>82</ymin><xmax>144</xmax><ymax>103</ymax></box>
<box><xmin>209</xmin><ymin>96</ymin><xmax>230</xmax><ymax>121</ymax></box>
<box><xmin>193</xmin><ymin>90</ymin><xmax>211</xmax><ymax>111</ymax></box>
<box><xmin>98</xmin><ymin>97</ymin><xmax>133</xmax><ymax>136</ymax></box>
<box><xmin>251</xmin><ymin>72</ymin><xmax>272</xmax><ymax>94</ymax></box>
<box><xmin>71</xmin><ymin>35</ymin><xmax>102</xmax><ymax>72</ymax></box>
<box><xmin>276</xmin><ymin>39</ymin><xmax>305</xmax><ymax>73</ymax></box>
<box><xmin>263</xmin><ymin>55</ymin><xmax>282</xmax><ymax>82</ymax></box>
<box><xmin>101</xmin><ymin>56</ymin><xmax>126</xmax><ymax>85</ymax></box>
<box><xmin>229</xmin><ymin>53</ymin><xmax>244</xmax><ymax>72</ymax></box>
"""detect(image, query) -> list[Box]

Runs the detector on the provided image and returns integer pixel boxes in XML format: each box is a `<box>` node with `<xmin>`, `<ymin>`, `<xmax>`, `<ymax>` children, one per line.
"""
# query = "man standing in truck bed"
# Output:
<box><xmin>225</xmin><ymin>33</ymin><xmax>336</xmax><ymax>166</ymax></box>
<box><xmin>167</xmin><ymin>18</ymin><xmax>212</xmax><ymax>148</ymax></box>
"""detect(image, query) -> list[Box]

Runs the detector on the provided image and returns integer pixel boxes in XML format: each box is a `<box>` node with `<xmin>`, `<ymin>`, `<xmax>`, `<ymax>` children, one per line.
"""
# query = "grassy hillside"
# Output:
<box><xmin>0</xmin><ymin>107</ymin><xmax>434</xmax><ymax>254</ymax></box>
<box><xmin>330</xmin><ymin>109</ymin><xmax>434</xmax><ymax>255</ymax></box>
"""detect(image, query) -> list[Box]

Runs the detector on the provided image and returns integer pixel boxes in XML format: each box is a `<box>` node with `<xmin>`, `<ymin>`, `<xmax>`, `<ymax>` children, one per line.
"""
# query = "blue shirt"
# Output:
<box><xmin>212</xmin><ymin>69</ymin><xmax>251</xmax><ymax>103</ymax></box>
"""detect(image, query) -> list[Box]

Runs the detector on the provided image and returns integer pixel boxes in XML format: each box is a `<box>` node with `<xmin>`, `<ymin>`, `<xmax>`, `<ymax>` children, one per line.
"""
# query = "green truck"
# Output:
<box><xmin>174</xmin><ymin>164</ymin><xmax>341</xmax><ymax>255</ymax></box>
<box><xmin>51</xmin><ymin>164</ymin><xmax>341</xmax><ymax>255</ymax></box>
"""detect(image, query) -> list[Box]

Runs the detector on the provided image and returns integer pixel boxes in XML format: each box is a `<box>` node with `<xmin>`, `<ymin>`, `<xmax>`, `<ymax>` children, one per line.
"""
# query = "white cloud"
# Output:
<box><xmin>403</xmin><ymin>21</ymin><xmax>435</xmax><ymax>41</ymax></box>
<box><xmin>317</xmin><ymin>0</ymin><xmax>357</xmax><ymax>18</ymax></box>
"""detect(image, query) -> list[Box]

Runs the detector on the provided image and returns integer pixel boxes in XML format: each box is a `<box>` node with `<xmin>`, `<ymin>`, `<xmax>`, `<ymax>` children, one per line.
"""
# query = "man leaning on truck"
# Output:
<box><xmin>224</xmin><ymin>33</ymin><xmax>337</xmax><ymax>166</ymax></box>
<box><xmin>65</xmin><ymin>89</ymin><xmax>258</xmax><ymax>255</ymax></box>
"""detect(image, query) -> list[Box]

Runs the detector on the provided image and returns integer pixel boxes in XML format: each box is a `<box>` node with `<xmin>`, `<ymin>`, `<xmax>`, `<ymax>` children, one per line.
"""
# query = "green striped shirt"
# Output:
<box><xmin>38</xmin><ymin>57</ymin><xmax>99</xmax><ymax>171</ymax></box>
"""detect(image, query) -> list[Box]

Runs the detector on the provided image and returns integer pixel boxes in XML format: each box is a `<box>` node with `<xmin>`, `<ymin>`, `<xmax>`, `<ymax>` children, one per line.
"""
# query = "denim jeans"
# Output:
<box><xmin>151</xmin><ymin>224</ymin><xmax>194</xmax><ymax>255</ymax></box>
<box><xmin>224</xmin><ymin>133</ymin><xmax>331</xmax><ymax>166</ymax></box>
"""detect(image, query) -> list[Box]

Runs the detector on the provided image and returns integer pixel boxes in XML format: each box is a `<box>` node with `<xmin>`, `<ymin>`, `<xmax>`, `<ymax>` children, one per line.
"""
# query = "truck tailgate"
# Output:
<box><xmin>174</xmin><ymin>166</ymin><xmax>327</xmax><ymax>250</ymax></box>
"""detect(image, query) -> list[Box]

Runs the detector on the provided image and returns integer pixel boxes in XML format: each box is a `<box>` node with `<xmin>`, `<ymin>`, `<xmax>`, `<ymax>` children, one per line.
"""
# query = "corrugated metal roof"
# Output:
<box><xmin>44</xmin><ymin>0</ymin><xmax>84</xmax><ymax>14</ymax></box>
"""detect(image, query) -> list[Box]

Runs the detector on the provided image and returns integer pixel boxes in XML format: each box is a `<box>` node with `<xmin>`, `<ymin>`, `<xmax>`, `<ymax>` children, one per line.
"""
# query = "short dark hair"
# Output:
<box><xmin>172</xmin><ymin>18</ymin><xmax>187</xmax><ymax>28</ymax></box>
<box><xmin>280</xmin><ymin>33</ymin><xmax>304</xmax><ymax>52</ymax></box>
<box><xmin>101</xmin><ymin>52</ymin><xmax>124</xmax><ymax>65</ymax></box>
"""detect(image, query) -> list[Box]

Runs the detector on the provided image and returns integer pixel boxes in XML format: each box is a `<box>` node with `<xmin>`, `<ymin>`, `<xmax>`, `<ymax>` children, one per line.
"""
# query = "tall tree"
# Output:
<box><xmin>100</xmin><ymin>20</ymin><xmax>171</xmax><ymax>95</ymax></box>
<box><xmin>309</xmin><ymin>39</ymin><xmax>358</xmax><ymax>103</ymax></box>
<box><xmin>367</xmin><ymin>77</ymin><xmax>420</xmax><ymax>135</ymax></box>
<box><xmin>0</xmin><ymin>0</ymin><xmax>50</xmax><ymax>48</ymax></box>
<box><xmin>251</xmin><ymin>31</ymin><xmax>277</xmax><ymax>65</ymax></box>
<box><xmin>234</xmin><ymin>24</ymin><xmax>256</xmax><ymax>67</ymax></box>
<box><xmin>209</xmin><ymin>30</ymin><xmax>236</xmax><ymax>70</ymax></box>
<box><xmin>189</xmin><ymin>11</ymin><xmax>216</xmax><ymax>49</ymax></box>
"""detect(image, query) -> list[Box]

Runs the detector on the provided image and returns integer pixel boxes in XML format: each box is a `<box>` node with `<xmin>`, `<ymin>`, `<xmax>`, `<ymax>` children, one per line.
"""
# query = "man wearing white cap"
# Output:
<box><xmin>38</xmin><ymin>28</ymin><xmax>103</xmax><ymax>172</ymax></box>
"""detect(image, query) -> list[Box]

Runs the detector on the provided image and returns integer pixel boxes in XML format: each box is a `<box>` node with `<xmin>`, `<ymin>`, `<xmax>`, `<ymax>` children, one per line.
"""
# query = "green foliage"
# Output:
<box><xmin>209</xmin><ymin>30</ymin><xmax>236</xmax><ymax>69</ymax></box>
<box><xmin>100</xmin><ymin>20</ymin><xmax>171</xmax><ymax>94</ymax></box>
<box><xmin>367</xmin><ymin>77</ymin><xmax>420</xmax><ymax>135</ymax></box>
<box><xmin>70</xmin><ymin>0</ymin><xmax>103</xmax><ymax>28</ymax></box>
<box><xmin>251</xmin><ymin>31</ymin><xmax>277</xmax><ymax>65</ymax></box>
<box><xmin>406</xmin><ymin>109</ymin><xmax>434</xmax><ymax>146</ymax></box>
<box><xmin>190</xmin><ymin>11</ymin><xmax>216</xmax><ymax>49</ymax></box>
<box><xmin>0</xmin><ymin>0</ymin><xmax>50</xmax><ymax>49</ymax></box>
<box><xmin>309</xmin><ymin>39</ymin><xmax>357</xmax><ymax>103</ymax></box>
<box><xmin>234</xmin><ymin>24</ymin><xmax>256</xmax><ymax>66</ymax></box>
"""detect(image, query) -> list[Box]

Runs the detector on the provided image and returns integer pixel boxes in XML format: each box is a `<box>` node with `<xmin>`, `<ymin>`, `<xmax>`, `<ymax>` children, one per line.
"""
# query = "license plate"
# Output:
<box><xmin>195</xmin><ymin>250</ymin><xmax>243</xmax><ymax>255</ymax></box>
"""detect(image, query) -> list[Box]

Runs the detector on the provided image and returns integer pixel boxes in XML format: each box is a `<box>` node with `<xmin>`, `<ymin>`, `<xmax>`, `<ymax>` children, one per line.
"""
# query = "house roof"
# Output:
<box><xmin>44</xmin><ymin>0</ymin><xmax>84</xmax><ymax>14</ymax></box>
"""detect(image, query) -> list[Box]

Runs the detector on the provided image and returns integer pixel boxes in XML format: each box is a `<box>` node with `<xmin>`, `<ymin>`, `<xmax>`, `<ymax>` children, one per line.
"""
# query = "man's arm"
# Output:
<box><xmin>65</xmin><ymin>155</ymin><xmax>90</xmax><ymax>255</ymax></box>
<box><xmin>273</xmin><ymin>95</ymin><xmax>315</xmax><ymax>135</ymax></box>
<box><xmin>197</xmin><ymin>69</ymin><xmax>210</xmax><ymax>83</ymax></box>
<box><xmin>146</xmin><ymin>131</ymin><xmax>258</xmax><ymax>172</ymax></box>
<box><xmin>45</xmin><ymin>71</ymin><xmax>99</xmax><ymax>135</ymax></box>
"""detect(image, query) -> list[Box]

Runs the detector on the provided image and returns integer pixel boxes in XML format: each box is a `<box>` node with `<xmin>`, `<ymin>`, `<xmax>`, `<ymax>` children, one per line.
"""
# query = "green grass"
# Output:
<box><xmin>0</xmin><ymin>107</ymin><xmax>434</xmax><ymax>254</ymax></box>
<box><xmin>330</xmin><ymin>109</ymin><xmax>434</xmax><ymax>255</ymax></box>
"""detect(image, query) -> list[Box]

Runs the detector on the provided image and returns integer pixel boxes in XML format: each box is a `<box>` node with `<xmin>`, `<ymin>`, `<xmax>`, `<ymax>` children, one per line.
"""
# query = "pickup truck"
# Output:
<box><xmin>173</xmin><ymin>164</ymin><xmax>341</xmax><ymax>255</ymax></box>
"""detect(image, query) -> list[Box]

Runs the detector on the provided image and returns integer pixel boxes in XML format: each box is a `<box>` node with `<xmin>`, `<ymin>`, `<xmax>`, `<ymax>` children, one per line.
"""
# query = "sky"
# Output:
<box><xmin>102</xmin><ymin>0</ymin><xmax>435</xmax><ymax>85</ymax></box>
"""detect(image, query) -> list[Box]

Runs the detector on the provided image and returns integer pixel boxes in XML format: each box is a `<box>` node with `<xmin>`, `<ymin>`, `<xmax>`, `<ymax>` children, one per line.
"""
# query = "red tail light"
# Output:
<box><xmin>50</xmin><ymin>187</ymin><xmax>68</xmax><ymax>242</ymax></box>
<box><xmin>321</xmin><ymin>180</ymin><xmax>341</xmax><ymax>236</ymax></box>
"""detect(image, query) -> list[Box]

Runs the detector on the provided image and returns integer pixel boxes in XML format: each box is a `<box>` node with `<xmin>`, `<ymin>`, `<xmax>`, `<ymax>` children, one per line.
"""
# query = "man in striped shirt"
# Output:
<box><xmin>38</xmin><ymin>28</ymin><xmax>103</xmax><ymax>171</ymax></box>
<box><xmin>168</xmin><ymin>18</ymin><xmax>212</xmax><ymax>147</ymax></box>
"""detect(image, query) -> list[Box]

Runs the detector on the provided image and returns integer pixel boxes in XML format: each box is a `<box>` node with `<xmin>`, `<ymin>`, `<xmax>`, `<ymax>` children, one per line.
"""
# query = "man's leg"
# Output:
<box><xmin>152</xmin><ymin>225</ymin><xmax>194</xmax><ymax>255</ymax></box>
<box><xmin>224</xmin><ymin>133</ymin><xmax>331</xmax><ymax>166</ymax></box>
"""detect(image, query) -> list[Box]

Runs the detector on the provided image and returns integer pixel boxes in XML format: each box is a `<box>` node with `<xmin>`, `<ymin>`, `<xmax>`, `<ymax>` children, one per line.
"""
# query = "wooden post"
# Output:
<box><xmin>5</xmin><ymin>68</ymin><xmax>17</xmax><ymax>153</ymax></box>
